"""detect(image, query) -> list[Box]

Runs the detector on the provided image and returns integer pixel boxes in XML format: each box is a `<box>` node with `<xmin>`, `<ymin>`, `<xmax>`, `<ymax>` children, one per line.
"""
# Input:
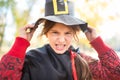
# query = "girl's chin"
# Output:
<box><xmin>54</xmin><ymin>50</ymin><xmax>66</xmax><ymax>54</ymax></box>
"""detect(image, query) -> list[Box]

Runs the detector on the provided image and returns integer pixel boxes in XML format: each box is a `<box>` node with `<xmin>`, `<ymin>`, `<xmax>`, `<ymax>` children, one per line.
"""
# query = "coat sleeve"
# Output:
<box><xmin>82</xmin><ymin>36</ymin><xmax>120</xmax><ymax>80</ymax></box>
<box><xmin>0</xmin><ymin>37</ymin><xmax>30</xmax><ymax>80</ymax></box>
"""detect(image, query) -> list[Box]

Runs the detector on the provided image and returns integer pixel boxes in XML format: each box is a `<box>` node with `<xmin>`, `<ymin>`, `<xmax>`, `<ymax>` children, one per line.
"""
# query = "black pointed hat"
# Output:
<box><xmin>35</xmin><ymin>0</ymin><xmax>87</xmax><ymax>32</ymax></box>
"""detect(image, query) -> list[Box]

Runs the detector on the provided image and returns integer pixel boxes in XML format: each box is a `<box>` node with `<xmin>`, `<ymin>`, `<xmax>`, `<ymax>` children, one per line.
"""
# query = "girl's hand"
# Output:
<box><xmin>18</xmin><ymin>24</ymin><xmax>36</xmax><ymax>41</ymax></box>
<box><xmin>85</xmin><ymin>27</ymin><xmax>98</xmax><ymax>42</ymax></box>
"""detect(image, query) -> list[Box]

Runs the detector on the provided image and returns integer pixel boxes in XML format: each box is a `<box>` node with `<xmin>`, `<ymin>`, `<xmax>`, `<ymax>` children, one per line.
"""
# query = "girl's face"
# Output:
<box><xmin>46</xmin><ymin>23</ymin><xmax>74</xmax><ymax>54</ymax></box>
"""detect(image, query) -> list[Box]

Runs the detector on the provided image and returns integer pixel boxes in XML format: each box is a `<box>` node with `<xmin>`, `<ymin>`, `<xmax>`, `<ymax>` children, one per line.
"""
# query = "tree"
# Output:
<box><xmin>11</xmin><ymin>0</ymin><xmax>37</xmax><ymax>36</ymax></box>
<box><xmin>74</xmin><ymin>0</ymin><xmax>109</xmax><ymax>50</ymax></box>
<box><xmin>0</xmin><ymin>0</ymin><xmax>15</xmax><ymax>51</ymax></box>
<box><xmin>0</xmin><ymin>0</ymin><xmax>38</xmax><ymax>53</ymax></box>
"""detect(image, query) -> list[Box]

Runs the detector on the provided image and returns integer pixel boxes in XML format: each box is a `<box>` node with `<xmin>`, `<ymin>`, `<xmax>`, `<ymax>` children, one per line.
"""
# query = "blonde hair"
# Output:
<box><xmin>75</xmin><ymin>54</ymin><xmax>93</xmax><ymax>80</ymax></box>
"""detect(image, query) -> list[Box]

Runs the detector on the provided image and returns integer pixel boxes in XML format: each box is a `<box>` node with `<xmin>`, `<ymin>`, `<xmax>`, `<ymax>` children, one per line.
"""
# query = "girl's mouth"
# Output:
<box><xmin>55</xmin><ymin>44</ymin><xmax>66</xmax><ymax>51</ymax></box>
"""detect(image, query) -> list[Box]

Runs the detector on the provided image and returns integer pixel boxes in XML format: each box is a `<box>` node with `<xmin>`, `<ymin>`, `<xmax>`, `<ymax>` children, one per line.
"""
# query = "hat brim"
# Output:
<box><xmin>35</xmin><ymin>15</ymin><xmax>87</xmax><ymax>32</ymax></box>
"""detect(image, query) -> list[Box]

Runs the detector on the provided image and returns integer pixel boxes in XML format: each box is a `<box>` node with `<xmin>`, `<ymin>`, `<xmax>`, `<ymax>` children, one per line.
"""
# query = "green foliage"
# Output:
<box><xmin>0</xmin><ymin>0</ymin><xmax>15</xmax><ymax>8</ymax></box>
<box><xmin>0</xmin><ymin>0</ymin><xmax>15</xmax><ymax>51</ymax></box>
<box><xmin>11</xmin><ymin>0</ymin><xmax>37</xmax><ymax>36</ymax></box>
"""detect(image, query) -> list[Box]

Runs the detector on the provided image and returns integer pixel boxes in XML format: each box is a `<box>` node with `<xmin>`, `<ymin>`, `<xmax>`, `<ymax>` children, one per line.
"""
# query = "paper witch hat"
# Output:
<box><xmin>34</xmin><ymin>0</ymin><xmax>87</xmax><ymax>32</ymax></box>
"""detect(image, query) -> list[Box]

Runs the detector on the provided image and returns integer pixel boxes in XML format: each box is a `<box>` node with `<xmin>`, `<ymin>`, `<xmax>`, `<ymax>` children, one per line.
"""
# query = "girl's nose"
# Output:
<box><xmin>58</xmin><ymin>36</ymin><xmax>66</xmax><ymax>43</ymax></box>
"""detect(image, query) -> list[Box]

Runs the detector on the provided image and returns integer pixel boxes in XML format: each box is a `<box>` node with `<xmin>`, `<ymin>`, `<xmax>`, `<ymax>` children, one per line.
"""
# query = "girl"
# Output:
<box><xmin>0</xmin><ymin>20</ymin><xmax>120</xmax><ymax>80</ymax></box>
<box><xmin>1</xmin><ymin>0</ymin><xmax>120</xmax><ymax>80</ymax></box>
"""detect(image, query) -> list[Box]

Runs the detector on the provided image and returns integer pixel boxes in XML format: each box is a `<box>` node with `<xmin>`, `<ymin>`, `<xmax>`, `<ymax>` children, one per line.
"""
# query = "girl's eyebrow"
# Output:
<box><xmin>50</xmin><ymin>29</ymin><xmax>60</xmax><ymax>31</ymax></box>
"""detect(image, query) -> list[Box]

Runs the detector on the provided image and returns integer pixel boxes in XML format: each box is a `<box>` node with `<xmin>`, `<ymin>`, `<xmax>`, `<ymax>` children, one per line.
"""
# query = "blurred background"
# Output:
<box><xmin>0</xmin><ymin>0</ymin><xmax>120</xmax><ymax>58</ymax></box>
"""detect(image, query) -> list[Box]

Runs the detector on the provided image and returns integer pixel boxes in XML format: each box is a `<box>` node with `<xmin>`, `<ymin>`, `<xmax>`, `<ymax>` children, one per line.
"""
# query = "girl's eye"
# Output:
<box><xmin>52</xmin><ymin>32</ymin><xmax>58</xmax><ymax>34</ymax></box>
<box><xmin>65</xmin><ymin>32</ymin><xmax>72</xmax><ymax>36</ymax></box>
<box><xmin>51</xmin><ymin>32</ymin><xmax>58</xmax><ymax>35</ymax></box>
<box><xmin>66</xmin><ymin>32</ymin><xmax>72</xmax><ymax>35</ymax></box>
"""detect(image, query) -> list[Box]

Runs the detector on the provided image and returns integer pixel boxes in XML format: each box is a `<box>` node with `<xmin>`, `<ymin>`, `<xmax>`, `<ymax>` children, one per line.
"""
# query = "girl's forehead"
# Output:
<box><xmin>51</xmin><ymin>23</ymin><xmax>72</xmax><ymax>30</ymax></box>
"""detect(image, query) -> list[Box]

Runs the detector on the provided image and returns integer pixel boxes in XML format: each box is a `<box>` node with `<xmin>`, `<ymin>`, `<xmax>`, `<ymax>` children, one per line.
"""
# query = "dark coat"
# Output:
<box><xmin>21</xmin><ymin>44</ymin><xmax>78</xmax><ymax>80</ymax></box>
